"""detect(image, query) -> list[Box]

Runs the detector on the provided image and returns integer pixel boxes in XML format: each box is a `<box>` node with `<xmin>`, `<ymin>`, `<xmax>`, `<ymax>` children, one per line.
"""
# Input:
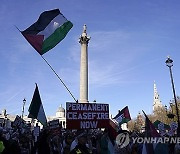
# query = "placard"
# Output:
<box><xmin>66</xmin><ymin>102</ymin><xmax>109</xmax><ymax>129</ymax></box>
<box><xmin>48</xmin><ymin>119</ymin><xmax>60</xmax><ymax>129</ymax></box>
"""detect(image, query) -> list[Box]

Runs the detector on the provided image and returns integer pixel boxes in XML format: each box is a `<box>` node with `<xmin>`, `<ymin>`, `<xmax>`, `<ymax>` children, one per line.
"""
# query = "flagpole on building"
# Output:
<box><xmin>40</xmin><ymin>55</ymin><xmax>77</xmax><ymax>102</ymax></box>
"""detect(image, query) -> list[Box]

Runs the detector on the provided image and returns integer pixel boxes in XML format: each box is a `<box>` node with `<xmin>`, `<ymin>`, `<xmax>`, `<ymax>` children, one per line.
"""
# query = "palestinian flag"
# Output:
<box><xmin>142</xmin><ymin>110</ymin><xmax>162</xmax><ymax>154</ymax></box>
<box><xmin>21</xmin><ymin>9</ymin><xmax>73</xmax><ymax>55</ymax></box>
<box><xmin>113</xmin><ymin>106</ymin><xmax>131</xmax><ymax>125</ymax></box>
<box><xmin>142</xmin><ymin>111</ymin><xmax>169</xmax><ymax>154</ymax></box>
<box><xmin>28</xmin><ymin>84</ymin><xmax>47</xmax><ymax>126</ymax></box>
<box><xmin>142</xmin><ymin>110</ymin><xmax>160</xmax><ymax>138</ymax></box>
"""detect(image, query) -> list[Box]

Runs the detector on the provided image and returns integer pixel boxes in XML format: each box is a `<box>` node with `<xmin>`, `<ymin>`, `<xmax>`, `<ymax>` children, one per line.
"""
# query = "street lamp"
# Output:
<box><xmin>22</xmin><ymin>98</ymin><xmax>26</xmax><ymax>120</ymax></box>
<box><xmin>165</xmin><ymin>56</ymin><xmax>180</xmax><ymax>136</ymax></box>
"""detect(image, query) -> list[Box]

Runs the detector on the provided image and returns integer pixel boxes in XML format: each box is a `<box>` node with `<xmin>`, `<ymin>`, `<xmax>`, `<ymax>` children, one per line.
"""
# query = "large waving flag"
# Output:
<box><xmin>21</xmin><ymin>9</ymin><xmax>73</xmax><ymax>55</ymax></box>
<box><xmin>28</xmin><ymin>84</ymin><xmax>47</xmax><ymax>126</ymax></box>
<box><xmin>113</xmin><ymin>106</ymin><xmax>131</xmax><ymax>125</ymax></box>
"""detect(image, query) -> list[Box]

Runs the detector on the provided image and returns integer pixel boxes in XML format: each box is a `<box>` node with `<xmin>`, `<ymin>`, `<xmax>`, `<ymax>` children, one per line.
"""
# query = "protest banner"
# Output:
<box><xmin>48</xmin><ymin>119</ymin><xmax>60</xmax><ymax>129</ymax></box>
<box><xmin>47</xmin><ymin>119</ymin><xmax>62</xmax><ymax>136</ymax></box>
<box><xmin>66</xmin><ymin>102</ymin><xmax>109</xmax><ymax>129</ymax></box>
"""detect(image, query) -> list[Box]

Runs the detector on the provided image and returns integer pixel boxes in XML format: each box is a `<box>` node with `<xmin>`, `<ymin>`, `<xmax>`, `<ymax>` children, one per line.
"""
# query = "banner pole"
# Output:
<box><xmin>41</xmin><ymin>55</ymin><xmax>77</xmax><ymax>102</ymax></box>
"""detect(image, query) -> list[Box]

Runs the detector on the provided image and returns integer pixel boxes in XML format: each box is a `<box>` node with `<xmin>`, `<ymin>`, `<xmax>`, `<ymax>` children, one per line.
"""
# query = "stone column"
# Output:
<box><xmin>79</xmin><ymin>25</ymin><xmax>90</xmax><ymax>103</ymax></box>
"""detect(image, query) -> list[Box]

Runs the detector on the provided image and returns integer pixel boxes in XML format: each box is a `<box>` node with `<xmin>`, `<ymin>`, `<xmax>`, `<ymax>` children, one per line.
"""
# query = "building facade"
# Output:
<box><xmin>0</xmin><ymin>104</ymin><xmax>66</xmax><ymax>130</ymax></box>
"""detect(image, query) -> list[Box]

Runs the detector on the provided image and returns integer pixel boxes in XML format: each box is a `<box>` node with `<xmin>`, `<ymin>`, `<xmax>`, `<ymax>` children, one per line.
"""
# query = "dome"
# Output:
<box><xmin>57</xmin><ymin>104</ymin><xmax>65</xmax><ymax>112</ymax></box>
<box><xmin>56</xmin><ymin>104</ymin><xmax>65</xmax><ymax>118</ymax></box>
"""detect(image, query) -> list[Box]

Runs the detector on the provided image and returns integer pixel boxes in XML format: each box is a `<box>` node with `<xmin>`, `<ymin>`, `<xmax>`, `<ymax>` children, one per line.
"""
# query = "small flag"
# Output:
<box><xmin>21</xmin><ymin>9</ymin><xmax>73</xmax><ymax>55</ymax></box>
<box><xmin>113</xmin><ymin>106</ymin><xmax>131</xmax><ymax>125</ymax></box>
<box><xmin>28</xmin><ymin>84</ymin><xmax>47</xmax><ymax>126</ymax></box>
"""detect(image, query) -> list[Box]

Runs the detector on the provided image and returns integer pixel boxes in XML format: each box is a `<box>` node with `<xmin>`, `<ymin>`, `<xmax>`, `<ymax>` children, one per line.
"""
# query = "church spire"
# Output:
<box><xmin>153</xmin><ymin>81</ymin><xmax>162</xmax><ymax>111</ymax></box>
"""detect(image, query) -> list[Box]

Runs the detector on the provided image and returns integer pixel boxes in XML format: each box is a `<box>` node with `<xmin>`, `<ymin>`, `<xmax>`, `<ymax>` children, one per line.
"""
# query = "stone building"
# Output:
<box><xmin>47</xmin><ymin>104</ymin><xmax>66</xmax><ymax>128</ymax></box>
<box><xmin>0</xmin><ymin>104</ymin><xmax>66</xmax><ymax>129</ymax></box>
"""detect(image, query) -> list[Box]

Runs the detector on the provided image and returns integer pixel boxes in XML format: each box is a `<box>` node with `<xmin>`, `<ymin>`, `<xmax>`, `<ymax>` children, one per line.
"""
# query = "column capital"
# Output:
<box><xmin>79</xmin><ymin>24</ymin><xmax>90</xmax><ymax>44</ymax></box>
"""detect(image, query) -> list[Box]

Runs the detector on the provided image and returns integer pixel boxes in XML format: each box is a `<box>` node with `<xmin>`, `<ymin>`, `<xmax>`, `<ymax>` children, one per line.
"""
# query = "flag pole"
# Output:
<box><xmin>40</xmin><ymin>55</ymin><xmax>77</xmax><ymax>102</ymax></box>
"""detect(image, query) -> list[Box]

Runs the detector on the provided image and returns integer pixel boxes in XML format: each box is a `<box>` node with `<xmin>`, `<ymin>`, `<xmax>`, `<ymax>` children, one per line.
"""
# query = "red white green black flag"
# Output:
<box><xmin>21</xmin><ymin>9</ymin><xmax>73</xmax><ymax>55</ymax></box>
<box><xmin>113</xmin><ymin>106</ymin><xmax>131</xmax><ymax>125</ymax></box>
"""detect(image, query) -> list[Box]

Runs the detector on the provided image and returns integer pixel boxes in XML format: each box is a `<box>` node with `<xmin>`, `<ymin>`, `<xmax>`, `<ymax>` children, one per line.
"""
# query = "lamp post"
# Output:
<box><xmin>165</xmin><ymin>56</ymin><xmax>180</xmax><ymax>136</ymax></box>
<box><xmin>22</xmin><ymin>98</ymin><xmax>26</xmax><ymax>120</ymax></box>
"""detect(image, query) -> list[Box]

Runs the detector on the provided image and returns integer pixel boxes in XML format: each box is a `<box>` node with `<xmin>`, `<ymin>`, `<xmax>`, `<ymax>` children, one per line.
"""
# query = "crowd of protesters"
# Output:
<box><xmin>1</xmin><ymin>125</ymin><xmax>180</xmax><ymax>154</ymax></box>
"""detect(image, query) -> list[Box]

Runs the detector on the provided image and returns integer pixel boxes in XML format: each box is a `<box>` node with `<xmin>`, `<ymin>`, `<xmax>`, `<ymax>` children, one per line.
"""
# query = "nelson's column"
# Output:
<box><xmin>79</xmin><ymin>25</ymin><xmax>90</xmax><ymax>103</ymax></box>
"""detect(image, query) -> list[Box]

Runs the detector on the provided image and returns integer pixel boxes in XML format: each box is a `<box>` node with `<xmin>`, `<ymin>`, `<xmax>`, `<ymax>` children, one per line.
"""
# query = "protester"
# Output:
<box><xmin>31</xmin><ymin>129</ymin><xmax>50</xmax><ymax>154</ymax></box>
<box><xmin>50</xmin><ymin>135</ymin><xmax>61</xmax><ymax>154</ymax></box>
<box><xmin>100</xmin><ymin>129</ymin><xmax>110</xmax><ymax>154</ymax></box>
<box><xmin>174</xmin><ymin>143</ymin><xmax>180</xmax><ymax>154</ymax></box>
<box><xmin>0</xmin><ymin>137</ymin><xmax>21</xmax><ymax>154</ymax></box>
<box><xmin>1</xmin><ymin>119</ymin><xmax>180</xmax><ymax>154</ymax></box>
<box><xmin>0</xmin><ymin>140</ymin><xmax>5</xmax><ymax>153</ymax></box>
<box><xmin>63</xmin><ymin>134</ymin><xmax>74</xmax><ymax>154</ymax></box>
<box><xmin>70</xmin><ymin>133</ymin><xmax>91</xmax><ymax>154</ymax></box>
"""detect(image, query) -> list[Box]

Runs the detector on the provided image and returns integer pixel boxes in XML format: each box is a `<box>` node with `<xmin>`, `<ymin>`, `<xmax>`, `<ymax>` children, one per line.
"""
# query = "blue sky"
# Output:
<box><xmin>0</xmin><ymin>0</ymin><xmax>180</xmax><ymax>119</ymax></box>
